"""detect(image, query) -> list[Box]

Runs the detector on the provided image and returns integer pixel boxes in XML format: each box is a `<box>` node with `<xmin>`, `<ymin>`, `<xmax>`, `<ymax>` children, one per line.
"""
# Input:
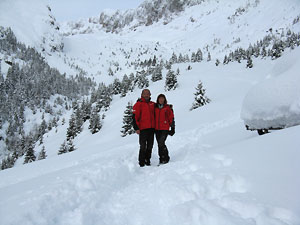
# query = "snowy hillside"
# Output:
<box><xmin>1</xmin><ymin>0</ymin><xmax>300</xmax><ymax>224</ymax></box>
<box><xmin>57</xmin><ymin>0</ymin><xmax>300</xmax><ymax>82</ymax></box>
<box><xmin>1</xmin><ymin>48</ymin><xmax>300</xmax><ymax>225</ymax></box>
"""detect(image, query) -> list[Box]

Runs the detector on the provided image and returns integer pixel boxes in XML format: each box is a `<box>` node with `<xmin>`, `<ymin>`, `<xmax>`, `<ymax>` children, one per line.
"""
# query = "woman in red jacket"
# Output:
<box><xmin>155</xmin><ymin>94</ymin><xmax>175</xmax><ymax>165</ymax></box>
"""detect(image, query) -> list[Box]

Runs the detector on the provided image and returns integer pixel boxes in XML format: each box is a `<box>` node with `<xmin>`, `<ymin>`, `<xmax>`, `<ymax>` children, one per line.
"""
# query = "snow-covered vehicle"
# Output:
<box><xmin>241</xmin><ymin>50</ymin><xmax>300</xmax><ymax>135</ymax></box>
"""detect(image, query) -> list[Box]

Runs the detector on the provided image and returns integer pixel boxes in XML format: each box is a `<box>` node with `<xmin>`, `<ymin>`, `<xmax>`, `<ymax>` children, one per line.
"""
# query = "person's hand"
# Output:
<box><xmin>169</xmin><ymin>127</ymin><xmax>175</xmax><ymax>136</ymax></box>
<box><xmin>136</xmin><ymin>130</ymin><xmax>140</xmax><ymax>135</ymax></box>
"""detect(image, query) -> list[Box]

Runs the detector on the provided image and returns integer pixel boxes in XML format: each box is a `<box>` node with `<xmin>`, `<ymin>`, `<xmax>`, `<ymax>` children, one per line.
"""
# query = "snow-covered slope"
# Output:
<box><xmin>59</xmin><ymin>0</ymin><xmax>300</xmax><ymax>82</ymax></box>
<box><xmin>0</xmin><ymin>0</ymin><xmax>63</xmax><ymax>54</ymax></box>
<box><xmin>0</xmin><ymin>0</ymin><xmax>300</xmax><ymax>224</ymax></box>
<box><xmin>1</xmin><ymin>48</ymin><xmax>300</xmax><ymax>224</ymax></box>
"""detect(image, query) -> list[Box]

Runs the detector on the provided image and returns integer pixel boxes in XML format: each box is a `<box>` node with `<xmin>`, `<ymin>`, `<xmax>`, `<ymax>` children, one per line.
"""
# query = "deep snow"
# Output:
<box><xmin>1</xmin><ymin>0</ymin><xmax>300</xmax><ymax>224</ymax></box>
<box><xmin>1</xmin><ymin>53</ymin><xmax>300</xmax><ymax>225</ymax></box>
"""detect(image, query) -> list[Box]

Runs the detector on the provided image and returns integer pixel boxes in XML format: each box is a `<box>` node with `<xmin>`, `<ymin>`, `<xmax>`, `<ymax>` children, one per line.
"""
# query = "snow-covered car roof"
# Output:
<box><xmin>241</xmin><ymin>49</ymin><xmax>300</xmax><ymax>130</ymax></box>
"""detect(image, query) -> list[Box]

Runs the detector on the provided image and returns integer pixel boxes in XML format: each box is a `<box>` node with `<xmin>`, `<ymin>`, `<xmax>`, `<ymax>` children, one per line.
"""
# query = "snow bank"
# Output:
<box><xmin>241</xmin><ymin>48</ymin><xmax>300</xmax><ymax>129</ymax></box>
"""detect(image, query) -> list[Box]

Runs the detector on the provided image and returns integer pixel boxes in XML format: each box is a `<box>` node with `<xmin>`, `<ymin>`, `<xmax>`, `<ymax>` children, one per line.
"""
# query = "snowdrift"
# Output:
<box><xmin>241</xmin><ymin>48</ymin><xmax>300</xmax><ymax>130</ymax></box>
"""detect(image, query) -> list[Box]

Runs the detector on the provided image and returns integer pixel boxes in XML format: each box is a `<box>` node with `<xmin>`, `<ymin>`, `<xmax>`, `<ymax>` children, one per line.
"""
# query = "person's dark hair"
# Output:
<box><xmin>156</xmin><ymin>94</ymin><xmax>167</xmax><ymax>104</ymax></box>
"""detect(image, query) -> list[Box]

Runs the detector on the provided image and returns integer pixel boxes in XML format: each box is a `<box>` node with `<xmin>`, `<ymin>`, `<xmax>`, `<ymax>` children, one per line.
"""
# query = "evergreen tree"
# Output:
<box><xmin>246</xmin><ymin>57</ymin><xmax>253</xmax><ymax>68</ymax></box>
<box><xmin>58</xmin><ymin>141</ymin><xmax>68</xmax><ymax>155</ymax></box>
<box><xmin>24</xmin><ymin>140</ymin><xmax>36</xmax><ymax>164</ymax></box>
<box><xmin>120</xmin><ymin>101</ymin><xmax>135</xmax><ymax>137</ymax></box>
<box><xmin>191</xmin><ymin>52</ymin><xmax>197</xmax><ymax>63</ymax></box>
<box><xmin>195</xmin><ymin>49</ymin><xmax>203</xmax><ymax>62</ymax></box>
<box><xmin>151</xmin><ymin>65</ymin><xmax>163</xmax><ymax>82</ymax></box>
<box><xmin>137</xmin><ymin>73</ymin><xmax>149</xmax><ymax>89</ymax></box>
<box><xmin>108</xmin><ymin>67</ymin><xmax>114</xmax><ymax>76</ymax></box>
<box><xmin>128</xmin><ymin>73</ymin><xmax>135</xmax><ymax>92</ymax></box>
<box><xmin>66</xmin><ymin>114</ymin><xmax>76</xmax><ymax>140</ymax></box>
<box><xmin>75</xmin><ymin>107</ymin><xmax>84</xmax><ymax>135</ymax></box>
<box><xmin>178</xmin><ymin>53</ymin><xmax>184</xmax><ymax>63</ymax></box>
<box><xmin>190</xmin><ymin>80</ymin><xmax>211</xmax><ymax>110</ymax></box>
<box><xmin>112</xmin><ymin>78</ymin><xmax>122</xmax><ymax>95</ymax></box>
<box><xmin>89</xmin><ymin>107</ymin><xmax>102</xmax><ymax>134</ymax></box>
<box><xmin>120</xmin><ymin>74</ymin><xmax>130</xmax><ymax>97</ymax></box>
<box><xmin>38</xmin><ymin>146</ymin><xmax>47</xmax><ymax>160</ymax></box>
<box><xmin>207</xmin><ymin>52</ymin><xmax>211</xmax><ymax>61</ymax></box>
<box><xmin>67</xmin><ymin>139</ymin><xmax>76</xmax><ymax>152</ymax></box>
<box><xmin>165</xmin><ymin>69</ymin><xmax>178</xmax><ymax>91</ymax></box>
<box><xmin>170</xmin><ymin>52</ymin><xmax>178</xmax><ymax>64</ymax></box>
<box><xmin>81</xmin><ymin>98</ymin><xmax>91</xmax><ymax>122</ymax></box>
<box><xmin>223</xmin><ymin>55</ymin><xmax>229</xmax><ymax>64</ymax></box>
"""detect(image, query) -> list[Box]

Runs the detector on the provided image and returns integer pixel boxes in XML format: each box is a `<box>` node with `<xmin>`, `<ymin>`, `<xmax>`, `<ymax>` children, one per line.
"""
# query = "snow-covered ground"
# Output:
<box><xmin>241</xmin><ymin>48</ymin><xmax>300</xmax><ymax>130</ymax></box>
<box><xmin>1</xmin><ymin>50</ymin><xmax>300</xmax><ymax>224</ymax></box>
<box><xmin>1</xmin><ymin>0</ymin><xmax>300</xmax><ymax>224</ymax></box>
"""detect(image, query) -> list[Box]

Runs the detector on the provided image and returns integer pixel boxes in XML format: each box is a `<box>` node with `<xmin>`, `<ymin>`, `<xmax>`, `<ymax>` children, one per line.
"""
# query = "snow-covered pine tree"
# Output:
<box><xmin>151</xmin><ymin>65</ymin><xmax>163</xmax><ymax>82</ymax></box>
<box><xmin>112</xmin><ymin>78</ymin><xmax>122</xmax><ymax>95</ymax></box>
<box><xmin>137</xmin><ymin>72</ymin><xmax>149</xmax><ymax>89</ymax></box>
<box><xmin>195</xmin><ymin>49</ymin><xmax>203</xmax><ymax>62</ymax></box>
<box><xmin>67</xmin><ymin>139</ymin><xmax>76</xmax><ymax>152</ymax></box>
<box><xmin>246</xmin><ymin>57</ymin><xmax>253</xmax><ymax>68</ymax></box>
<box><xmin>170</xmin><ymin>52</ymin><xmax>178</xmax><ymax>64</ymax></box>
<box><xmin>66</xmin><ymin>114</ymin><xmax>76</xmax><ymax>141</ymax></box>
<box><xmin>24</xmin><ymin>140</ymin><xmax>36</xmax><ymax>164</ymax></box>
<box><xmin>121</xmin><ymin>74</ymin><xmax>130</xmax><ymax>97</ymax></box>
<box><xmin>191</xmin><ymin>52</ymin><xmax>197</xmax><ymax>63</ymax></box>
<box><xmin>129</xmin><ymin>73</ymin><xmax>135</xmax><ymax>92</ymax></box>
<box><xmin>190</xmin><ymin>80</ymin><xmax>211</xmax><ymax>110</ymax></box>
<box><xmin>121</xmin><ymin>101</ymin><xmax>135</xmax><ymax>137</ymax></box>
<box><xmin>207</xmin><ymin>52</ymin><xmax>211</xmax><ymax>61</ymax></box>
<box><xmin>89</xmin><ymin>107</ymin><xmax>102</xmax><ymax>134</ymax></box>
<box><xmin>165</xmin><ymin>69</ymin><xmax>178</xmax><ymax>91</ymax></box>
<box><xmin>81</xmin><ymin>98</ymin><xmax>91</xmax><ymax>122</ymax></box>
<box><xmin>75</xmin><ymin>107</ymin><xmax>84</xmax><ymax>135</ymax></box>
<box><xmin>38</xmin><ymin>146</ymin><xmax>47</xmax><ymax>160</ymax></box>
<box><xmin>58</xmin><ymin>141</ymin><xmax>68</xmax><ymax>155</ymax></box>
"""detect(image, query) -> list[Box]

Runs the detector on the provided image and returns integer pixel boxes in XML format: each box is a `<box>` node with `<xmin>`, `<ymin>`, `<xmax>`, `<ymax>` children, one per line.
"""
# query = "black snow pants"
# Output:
<box><xmin>155</xmin><ymin>130</ymin><xmax>170</xmax><ymax>164</ymax></box>
<box><xmin>139</xmin><ymin>128</ymin><xmax>155</xmax><ymax>166</ymax></box>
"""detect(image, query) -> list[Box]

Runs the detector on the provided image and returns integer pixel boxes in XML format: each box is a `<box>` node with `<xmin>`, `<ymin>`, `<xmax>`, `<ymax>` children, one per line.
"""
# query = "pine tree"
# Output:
<box><xmin>195</xmin><ymin>49</ymin><xmax>203</xmax><ymax>62</ymax></box>
<box><xmin>67</xmin><ymin>139</ymin><xmax>76</xmax><ymax>152</ymax></box>
<box><xmin>66</xmin><ymin>114</ymin><xmax>76</xmax><ymax>140</ymax></box>
<box><xmin>191</xmin><ymin>52</ymin><xmax>197</xmax><ymax>63</ymax></box>
<box><xmin>176</xmin><ymin>68</ymin><xmax>180</xmax><ymax>76</ymax></box>
<box><xmin>207</xmin><ymin>52</ymin><xmax>211</xmax><ymax>61</ymax></box>
<box><xmin>38</xmin><ymin>146</ymin><xmax>47</xmax><ymax>160</ymax></box>
<box><xmin>190</xmin><ymin>80</ymin><xmax>211</xmax><ymax>110</ymax></box>
<box><xmin>112</xmin><ymin>78</ymin><xmax>122</xmax><ymax>95</ymax></box>
<box><xmin>24</xmin><ymin>140</ymin><xmax>36</xmax><ymax>164</ymax></box>
<box><xmin>81</xmin><ymin>98</ymin><xmax>91</xmax><ymax>122</ymax></box>
<box><xmin>151</xmin><ymin>65</ymin><xmax>163</xmax><ymax>82</ymax></box>
<box><xmin>58</xmin><ymin>141</ymin><xmax>68</xmax><ymax>155</ymax></box>
<box><xmin>120</xmin><ymin>74</ymin><xmax>130</xmax><ymax>97</ymax></box>
<box><xmin>137</xmin><ymin>73</ymin><xmax>149</xmax><ymax>89</ymax></box>
<box><xmin>170</xmin><ymin>52</ymin><xmax>178</xmax><ymax>64</ymax></box>
<box><xmin>121</xmin><ymin>101</ymin><xmax>135</xmax><ymax>137</ymax></box>
<box><xmin>89</xmin><ymin>107</ymin><xmax>102</xmax><ymax>134</ymax></box>
<box><xmin>75</xmin><ymin>107</ymin><xmax>84</xmax><ymax>134</ymax></box>
<box><xmin>165</xmin><ymin>69</ymin><xmax>178</xmax><ymax>91</ymax></box>
<box><xmin>246</xmin><ymin>57</ymin><xmax>253</xmax><ymax>68</ymax></box>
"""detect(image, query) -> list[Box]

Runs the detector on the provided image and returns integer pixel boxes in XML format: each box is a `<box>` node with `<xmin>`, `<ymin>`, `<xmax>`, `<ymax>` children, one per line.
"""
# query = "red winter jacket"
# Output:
<box><xmin>155</xmin><ymin>104</ymin><xmax>174</xmax><ymax>131</ymax></box>
<box><xmin>132</xmin><ymin>97</ymin><xmax>155</xmax><ymax>130</ymax></box>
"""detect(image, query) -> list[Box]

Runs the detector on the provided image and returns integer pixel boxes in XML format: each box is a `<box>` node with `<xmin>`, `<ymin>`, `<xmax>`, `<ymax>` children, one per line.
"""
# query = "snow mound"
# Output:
<box><xmin>241</xmin><ymin>49</ymin><xmax>300</xmax><ymax>130</ymax></box>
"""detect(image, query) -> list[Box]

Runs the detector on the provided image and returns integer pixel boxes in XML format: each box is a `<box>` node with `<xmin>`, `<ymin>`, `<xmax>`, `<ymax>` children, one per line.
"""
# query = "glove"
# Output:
<box><xmin>169</xmin><ymin>127</ymin><xmax>175</xmax><ymax>136</ymax></box>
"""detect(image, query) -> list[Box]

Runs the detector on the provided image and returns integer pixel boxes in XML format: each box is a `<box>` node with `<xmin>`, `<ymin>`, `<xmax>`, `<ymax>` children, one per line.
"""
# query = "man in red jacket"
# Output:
<box><xmin>132</xmin><ymin>89</ymin><xmax>155</xmax><ymax>167</ymax></box>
